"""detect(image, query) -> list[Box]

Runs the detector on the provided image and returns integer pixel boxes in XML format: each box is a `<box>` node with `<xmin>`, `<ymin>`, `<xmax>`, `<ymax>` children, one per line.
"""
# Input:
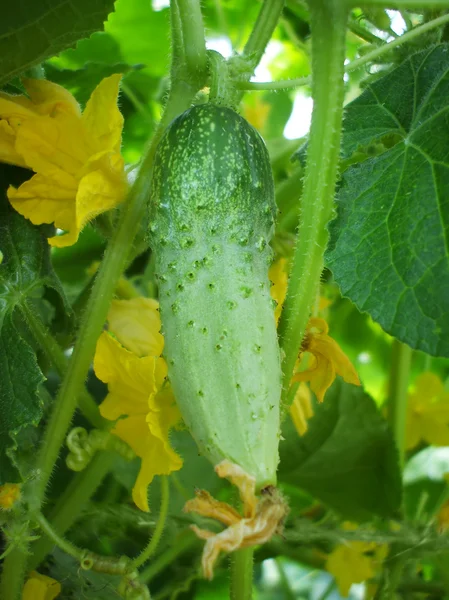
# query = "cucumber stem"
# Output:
<box><xmin>243</xmin><ymin>0</ymin><xmax>285</xmax><ymax>69</ymax></box>
<box><xmin>388</xmin><ymin>340</ymin><xmax>412</xmax><ymax>470</ymax></box>
<box><xmin>28</xmin><ymin>452</ymin><xmax>116</xmax><ymax>570</ymax></box>
<box><xmin>230</xmin><ymin>547</ymin><xmax>255</xmax><ymax>600</ymax></box>
<box><xmin>176</xmin><ymin>0</ymin><xmax>207</xmax><ymax>84</ymax></box>
<box><xmin>278</xmin><ymin>0</ymin><xmax>349</xmax><ymax>395</ymax></box>
<box><xmin>21</xmin><ymin>301</ymin><xmax>106</xmax><ymax>429</ymax></box>
<box><xmin>132</xmin><ymin>476</ymin><xmax>170</xmax><ymax>570</ymax></box>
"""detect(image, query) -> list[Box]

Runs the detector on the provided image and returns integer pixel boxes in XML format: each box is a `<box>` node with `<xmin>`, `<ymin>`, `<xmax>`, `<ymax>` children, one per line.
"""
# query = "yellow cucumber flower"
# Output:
<box><xmin>269</xmin><ymin>257</ymin><xmax>288</xmax><ymax>326</ymax></box>
<box><xmin>326</xmin><ymin>529</ymin><xmax>388</xmax><ymax>597</ymax></box>
<box><xmin>107</xmin><ymin>297</ymin><xmax>164</xmax><ymax>357</ymax></box>
<box><xmin>0</xmin><ymin>483</ymin><xmax>21</xmax><ymax>509</ymax></box>
<box><xmin>269</xmin><ymin>256</ymin><xmax>359</xmax><ymax>406</ymax></box>
<box><xmin>93</xmin><ymin>298</ymin><xmax>182</xmax><ymax>512</ymax></box>
<box><xmin>293</xmin><ymin>317</ymin><xmax>360</xmax><ymax>403</ymax></box>
<box><xmin>22</xmin><ymin>572</ymin><xmax>61</xmax><ymax>600</ymax></box>
<box><xmin>290</xmin><ymin>382</ymin><xmax>314</xmax><ymax>436</ymax></box>
<box><xmin>0</xmin><ymin>75</ymin><xmax>128</xmax><ymax>247</ymax></box>
<box><xmin>405</xmin><ymin>372</ymin><xmax>449</xmax><ymax>450</ymax></box>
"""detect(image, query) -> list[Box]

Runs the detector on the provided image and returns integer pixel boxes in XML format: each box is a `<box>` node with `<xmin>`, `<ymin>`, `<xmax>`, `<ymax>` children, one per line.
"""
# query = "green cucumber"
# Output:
<box><xmin>149</xmin><ymin>103</ymin><xmax>281</xmax><ymax>488</ymax></box>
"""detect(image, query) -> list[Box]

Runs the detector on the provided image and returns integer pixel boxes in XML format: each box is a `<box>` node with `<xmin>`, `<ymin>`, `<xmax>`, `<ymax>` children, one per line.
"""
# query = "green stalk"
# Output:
<box><xmin>0</xmin><ymin>548</ymin><xmax>30</xmax><ymax>600</ymax></box>
<box><xmin>235</xmin><ymin>12</ymin><xmax>449</xmax><ymax>92</ymax></box>
<box><xmin>132</xmin><ymin>476</ymin><xmax>170</xmax><ymax>570</ymax></box>
<box><xmin>21</xmin><ymin>301</ymin><xmax>105</xmax><ymax>429</ymax></box>
<box><xmin>278</xmin><ymin>0</ymin><xmax>349</xmax><ymax>393</ymax></box>
<box><xmin>230</xmin><ymin>548</ymin><xmax>254</xmax><ymax>600</ymax></box>
<box><xmin>176</xmin><ymin>0</ymin><xmax>207</xmax><ymax>83</ymax></box>
<box><xmin>140</xmin><ymin>530</ymin><xmax>198</xmax><ymax>584</ymax></box>
<box><xmin>348</xmin><ymin>19</ymin><xmax>385</xmax><ymax>44</ymax></box>
<box><xmin>388</xmin><ymin>340</ymin><xmax>412</xmax><ymax>470</ymax></box>
<box><xmin>231</xmin><ymin>0</ymin><xmax>285</xmax><ymax>105</ymax></box>
<box><xmin>243</xmin><ymin>0</ymin><xmax>286</xmax><ymax>68</ymax></box>
<box><xmin>34</xmin><ymin>513</ymin><xmax>83</xmax><ymax>561</ymax></box>
<box><xmin>29</xmin><ymin>451</ymin><xmax>115</xmax><ymax>570</ymax></box>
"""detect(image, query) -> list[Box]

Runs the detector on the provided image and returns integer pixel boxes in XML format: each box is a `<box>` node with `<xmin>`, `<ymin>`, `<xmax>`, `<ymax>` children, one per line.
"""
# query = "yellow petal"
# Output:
<box><xmin>22</xmin><ymin>571</ymin><xmax>61</xmax><ymax>600</ymax></box>
<box><xmin>113</xmin><ymin>413</ymin><xmax>182</xmax><ymax>512</ymax></box>
<box><xmin>290</xmin><ymin>382</ymin><xmax>313</xmax><ymax>436</ymax></box>
<box><xmin>269</xmin><ymin>258</ymin><xmax>288</xmax><ymax>325</ymax></box>
<box><xmin>405</xmin><ymin>409</ymin><xmax>422</xmax><ymax>450</ymax></box>
<box><xmin>15</xmin><ymin>113</ymin><xmax>87</xmax><ymax>176</ymax></box>
<box><xmin>414</xmin><ymin>372</ymin><xmax>443</xmax><ymax>399</ymax></box>
<box><xmin>61</xmin><ymin>164</ymin><xmax>126</xmax><ymax>249</ymax></box>
<box><xmin>107</xmin><ymin>297</ymin><xmax>164</xmax><ymax>357</ymax></box>
<box><xmin>22</xmin><ymin>78</ymin><xmax>81</xmax><ymax>118</ymax></box>
<box><xmin>0</xmin><ymin>119</ymin><xmax>27</xmax><ymax>167</ymax></box>
<box><xmin>2</xmin><ymin>76</ymin><xmax>126</xmax><ymax>247</ymax></box>
<box><xmin>8</xmin><ymin>173</ymin><xmax>76</xmax><ymax>237</ymax></box>
<box><xmin>82</xmin><ymin>74</ymin><xmax>124</xmax><ymax>154</ymax></box>
<box><xmin>421</xmin><ymin>415</ymin><xmax>449</xmax><ymax>447</ymax></box>
<box><xmin>243</xmin><ymin>97</ymin><xmax>271</xmax><ymax>132</ymax></box>
<box><xmin>326</xmin><ymin>543</ymin><xmax>376</xmax><ymax>597</ymax></box>
<box><xmin>0</xmin><ymin>483</ymin><xmax>21</xmax><ymax>509</ymax></box>
<box><xmin>94</xmin><ymin>332</ymin><xmax>158</xmax><ymax>419</ymax></box>
<box><xmin>312</xmin><ymin>334</ymin><xmax>360</xmax><ymax>386</ymax></box>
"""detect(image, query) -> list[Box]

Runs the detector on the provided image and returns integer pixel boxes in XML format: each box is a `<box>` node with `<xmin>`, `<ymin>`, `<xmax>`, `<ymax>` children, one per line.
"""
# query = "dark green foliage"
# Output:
<box><xmin>327</xmin><ymin>45</ymin><xmax>449</xmax><ymax>357</ymax></box>
<box><xmin>0</xmin><ymin>0</ymin><xmax>116</xmax><ymax>84</ymax></box>
<box><xmin>279</xmin><ymin>380</ymin><xmax>402</xmax><ymax>521</ymax></box>
<box><xmin>0</xmin><ymin>167</ymin><xmax>71</xmax><ymax>483</ymax></box>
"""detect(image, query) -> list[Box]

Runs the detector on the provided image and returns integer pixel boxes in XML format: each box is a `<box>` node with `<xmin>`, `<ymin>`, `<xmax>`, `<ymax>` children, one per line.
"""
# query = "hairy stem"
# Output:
<box><xmin>29</xmin><ymin>451</ymin><xmax>116</xmax><ymax>570</ymax></box>
<box><xmin>235</xmin><ymin>12</ymin><xmax>449</xmax><ymax>91</ymax></box>
<box><xmin>388</xmin><ymin>340</ymin><xmax>412</xmax><ymax>470</ymax></box>
<box><xmin>243</xmin><ymin>0</ymin><xmax>286</xmax><ymax>68</ymax></box>
<box><xmin>140</xmin><ymin>530</ymin><xmax>199</xmax><ymax>583</ymax></box>
<box><xmin>35</xmin><ymin>513</ymin><xmax>83</xmax><ymax>561</ymax></box>
<box><xmin>230</xmin><ymin>547</ymin><xmax>254</xmax><ymax>600</ymax></box>
<box><xmin>132</xmin><ymin>476</ymin><xmax>170</xmax><ymax>570</ymax></box>
<box><xmin>21</xmin><ymin>301</ymin><xmax>105</xmax><ymax>429</ymax></box>
<box><xmin>278</xmin><ymin>0</ymin><xmax>348</xmax><ymax>393</ymax></box>
<box><xmin>176</xmin><ymin>0</ymin><xmax>207</xmax><ymax>83</ymax></box>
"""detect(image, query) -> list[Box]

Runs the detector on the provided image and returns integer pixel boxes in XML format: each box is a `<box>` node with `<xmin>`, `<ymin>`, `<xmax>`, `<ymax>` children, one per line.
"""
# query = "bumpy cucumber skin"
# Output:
<box><xmin>150</xmin><ymin>104</ymin><xmax>281</xmax><ymax>488</ymax></box>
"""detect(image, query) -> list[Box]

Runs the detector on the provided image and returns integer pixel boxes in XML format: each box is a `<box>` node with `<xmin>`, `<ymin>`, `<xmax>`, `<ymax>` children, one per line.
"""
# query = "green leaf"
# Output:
<box><xmin>105</xmin><ymin>0</ymin><xmax>170</xmax><ymax>77</ymax></box>
<box><xmin>0</xmin><ymin>0</ymin><xmax>116</xmax><ymax>85</ymax></box>
<box><xmin>278</xmin><ymin>380</ymin><xmax>401</xmax><ymax>521</ymax></box>
<box><xmin>0</xmin><ymin>166</ymin><xmax>71</xmax><ymax>482</ymax></box>
<box><xmin>0</xmin><ymin>315</ymin><xmax>44</xmax><ymax>483</ymax></box>
<box><xmin>326</xmin><ymin>45</ymin><xmax>449</xmax><ymax>357</ymax></box>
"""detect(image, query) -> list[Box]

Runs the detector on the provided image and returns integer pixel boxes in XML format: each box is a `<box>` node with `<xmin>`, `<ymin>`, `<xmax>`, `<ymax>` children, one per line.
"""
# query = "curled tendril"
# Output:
<box><xmin>118</xmin><ymin>572</ymin><xmax>151</xmax><ymax>600</ymax></box>
<box><xmin>80</xmin><ymin>550</ymin><xmax>131</xmax><ymax>575</ymax></box>
<box><xmin>66</xmin><ymin>427</ymin><xmax>135</xmax><ymax>471</ymax></box>
<box><xmin>79</xmin><ymin>552</ymin><xmax>150</xmax><ymax>600</ymax></box>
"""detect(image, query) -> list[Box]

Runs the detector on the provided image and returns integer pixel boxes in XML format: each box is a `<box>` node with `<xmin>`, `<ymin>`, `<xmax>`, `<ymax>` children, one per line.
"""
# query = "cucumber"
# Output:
<box><xmin>149</xmin><ymin>103</ymin><xmax>281</xmax><ymax>489</ymax></box>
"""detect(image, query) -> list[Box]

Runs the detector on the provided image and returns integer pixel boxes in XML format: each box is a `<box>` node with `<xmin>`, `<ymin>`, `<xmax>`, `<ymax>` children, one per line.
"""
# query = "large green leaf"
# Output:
<box><xmin>278</xmin><ymin>380</ymin><xmax>401</xmax><ymax>521</ymax></box>
<box><xmin>0</xmin><ymin>167</ymin><xmax>71</xmax><ymax>482</ymax></box>
<box><xmin>0</xmin><ymin>0</ymin><xmax>116</xmax><ymax>85</ymax></box>
<box><xmin>326</xmin><ymin>45</ymin><xmax>449</xmax><ymax>357</ymax></box>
